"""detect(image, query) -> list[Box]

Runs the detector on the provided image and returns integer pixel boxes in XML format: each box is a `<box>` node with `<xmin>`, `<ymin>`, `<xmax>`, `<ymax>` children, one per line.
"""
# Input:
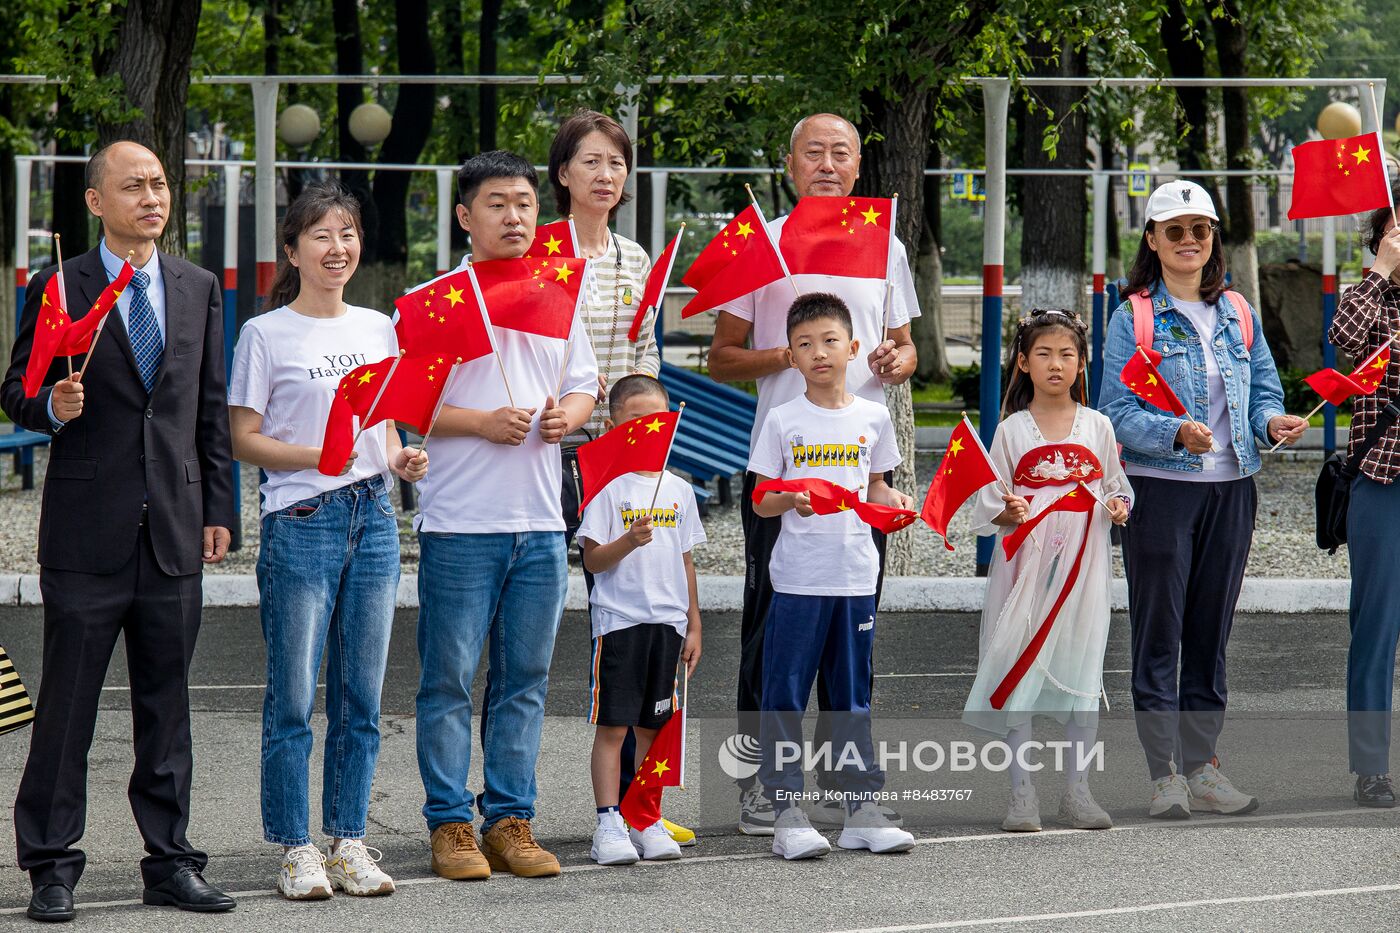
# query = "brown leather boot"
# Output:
<box><xmin>481</xmin><ymin>817</ymin><xmax>560</xmax><ymax>877</ymax></box>
<box><xmin>430</xmin><ymin>822</ymin><xmax>491</xmax><ymax>880</ymax></box>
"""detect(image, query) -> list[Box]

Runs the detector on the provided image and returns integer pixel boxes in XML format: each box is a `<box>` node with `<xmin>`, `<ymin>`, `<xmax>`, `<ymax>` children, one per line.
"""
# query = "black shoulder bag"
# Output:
<box><xmin>1316</xmin><ymin>397</ymin><xmax>1400</xmax><ymax>553</ymax></box>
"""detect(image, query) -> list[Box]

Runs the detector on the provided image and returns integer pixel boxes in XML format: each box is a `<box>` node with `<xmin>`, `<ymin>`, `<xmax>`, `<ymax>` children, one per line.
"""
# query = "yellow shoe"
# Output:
<box><xmin>662</xmin><ymin>817</ymin><xmax>697</xmax><ymax>847</ymax></box>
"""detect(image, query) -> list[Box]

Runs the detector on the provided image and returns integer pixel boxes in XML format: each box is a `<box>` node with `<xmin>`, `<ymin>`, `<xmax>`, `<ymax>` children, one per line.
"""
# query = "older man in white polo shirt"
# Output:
<box><xmin>707</xmin><ymin>112</ymin><xmax>920</xmax><ymax>834</ymax></box>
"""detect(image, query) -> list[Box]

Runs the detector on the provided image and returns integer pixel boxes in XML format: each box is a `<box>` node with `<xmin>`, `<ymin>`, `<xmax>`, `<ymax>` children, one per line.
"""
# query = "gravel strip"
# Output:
<box><xmin>0</xmin><ymin>447</ymin><xmax>1348</xmax><ymax>579</ymax></box>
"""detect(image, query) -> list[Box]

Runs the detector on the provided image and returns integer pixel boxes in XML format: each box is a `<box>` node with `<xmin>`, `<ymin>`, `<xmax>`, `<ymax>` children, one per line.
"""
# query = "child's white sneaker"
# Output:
<box><xmin>837</xmin><ymin>801</ymin><xmax>915</xmax><ymax>853</ymax></box>
<box><xmin>1148</xmin><ymin>772</ymin><xmax>1191</xmax><ymax>820</ymax></box>
<box><xmin>591</xmin><ymin>810</ymin><xmax>640</xmax><ymax>865</ymax></box>
<box><xmin>278</xmin><ymin>843</ymin><xmax>332</xmax><ymax>900</ymax></box>
<box><xmin>325</xmin><ymin>839</ymin><xmax>395</xmax><ymax>896</ymax></box>
<box><xmin>629</xmin><ymin>819</ymin><xmax>682</xmax><ymax>860</ymax></box>
<box><xmin>1001</xmin><ymin>781</ymin><xmax>1041</xmax><ymax>832</ymax></box>
<box><xmin>1187</xmin><ymin>762</ymin><xmax>1259</xmax><ymax>815</ymax></box>
<box><xmin>771</xmin><ymin>807</ymin><xmax>831</xmax><ymax>860</ymax></box>
<box><xmin>1056</xmin><ymin>782</ymin><xmax>1113</xmax><ymax>829</ymax></box>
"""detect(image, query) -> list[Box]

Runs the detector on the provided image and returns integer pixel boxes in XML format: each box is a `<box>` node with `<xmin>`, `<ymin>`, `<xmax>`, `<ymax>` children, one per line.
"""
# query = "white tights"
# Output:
<box><xmin>1006</xmin><ymin>720</ymin><xmax>1098</xmax><ymax>790</ymax></box>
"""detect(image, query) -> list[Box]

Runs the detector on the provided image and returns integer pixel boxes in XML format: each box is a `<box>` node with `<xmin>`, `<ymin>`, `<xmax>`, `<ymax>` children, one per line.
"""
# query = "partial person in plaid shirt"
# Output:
<box><xmin>1328</xmin><ymin>188</ymin><xmax>1400</xmax><ymax>808</ymax></box>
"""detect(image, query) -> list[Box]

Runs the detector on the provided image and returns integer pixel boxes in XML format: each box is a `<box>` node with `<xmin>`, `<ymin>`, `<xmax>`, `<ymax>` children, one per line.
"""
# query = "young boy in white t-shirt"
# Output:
<box><xmin>749</xmin><ymin>293</ymin><xmax>917</xmax><ymax>860</ymax></box>
<box><xmin>576</xmin><ymin>374</ymin><xmax>704</xmax><ymax>866</ymax></box>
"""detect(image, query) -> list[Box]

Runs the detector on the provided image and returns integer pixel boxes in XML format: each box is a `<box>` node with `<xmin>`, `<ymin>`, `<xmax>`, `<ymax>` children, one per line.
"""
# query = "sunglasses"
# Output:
<box><xmin>1156</xmin><ymin>221</ymin><xmax>1217</xmax><ymax>243</ymax></box>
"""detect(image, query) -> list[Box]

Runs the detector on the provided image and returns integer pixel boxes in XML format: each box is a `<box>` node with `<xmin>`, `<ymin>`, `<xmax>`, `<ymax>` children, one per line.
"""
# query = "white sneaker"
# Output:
<box><xmin>771</xmin><ymin>807</ymin><xmax>831</xmax><ymax>860</ymax></box>
<box><xmin>738</xmin><ymin>785</ymin><xmax>777</xmax><ymax>836</ymax></box>
<box><xmin>591</xmin><ymin>811</ymin><xmax>640</xmax><ymax>866</ymax></box>
<box><xmin>810</xmin><ymin>797</ymin><xmax>905</xmax><ymax>827</ymax></box>
<box><xmin>1056</xmin><ymin>782</ymin><xmax>1113</xmax><ymax>830</ymax></box>
<box><xmin>1149</xmin><ymin>772</ymin><xmax>1191</xmax><ymax>820</ymax></box>
<box><xmin>629</xmin><ymin>819</ymin><xmax>682</xmax><ymax>860</ymax></box>
<box><xmin>1187</xmin><ymin>762</ymin><xmax>1259</xmax><ymax>815</ymax></box>
<box><xmin>1001</xmin><ymin>781</ymin><xmax>1041</xmax><ymax>832</ymax></box>
<box><xmin>837</xmin><ymin>802</ymin><xmax>916</xmax><ymax>853</ymax></box>
<box><xmin>325</xmin><ymin>839</ymin><xmax>395</xmax><ymax>896</ymax></box>
<box><xmin>278</xmin><ymin>843</ymin><xmax>332</xmax><ymax>900</ymax></box>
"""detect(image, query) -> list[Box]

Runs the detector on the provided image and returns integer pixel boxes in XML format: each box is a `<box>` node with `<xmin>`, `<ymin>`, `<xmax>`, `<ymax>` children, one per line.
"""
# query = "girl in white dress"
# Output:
<box><xmin>962</xmin><ymin>309</ymin><xmax>1131</xmax><ymax>833</ymax></box>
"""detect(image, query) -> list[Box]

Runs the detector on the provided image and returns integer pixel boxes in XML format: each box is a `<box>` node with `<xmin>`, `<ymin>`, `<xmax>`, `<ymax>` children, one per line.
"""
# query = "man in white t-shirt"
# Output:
<box><xmin>706</xmin><ymin>113</ymin><xmax>921</xmax><ymax>833</ymax></box>
<box><xmin>411</xmin><ymin>151</ymin><xmax>598</xmax><ymax>882</ymax></box>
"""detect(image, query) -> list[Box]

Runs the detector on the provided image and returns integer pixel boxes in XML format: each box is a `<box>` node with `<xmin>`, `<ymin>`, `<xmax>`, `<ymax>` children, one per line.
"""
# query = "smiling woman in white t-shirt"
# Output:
<box><xmin>227</xmin><ymin>181</ymin><xmax>428</xmax><ymax>902</ymax></box>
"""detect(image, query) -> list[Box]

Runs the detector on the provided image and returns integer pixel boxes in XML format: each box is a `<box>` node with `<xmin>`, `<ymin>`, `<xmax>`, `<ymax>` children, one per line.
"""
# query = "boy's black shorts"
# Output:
<box><xmin>587</xmin><ymin>623</ymin><xmax>683</xmax><ymax>728</ymax></box>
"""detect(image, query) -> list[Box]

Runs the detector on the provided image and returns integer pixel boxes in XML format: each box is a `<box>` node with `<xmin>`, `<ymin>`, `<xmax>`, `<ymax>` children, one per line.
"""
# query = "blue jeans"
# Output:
<box><xmin>256</xmin><ymin>476</ymin><xmax>400</xmax><ymax>847</ymax></box>
<box><xmin>1346</xmin><ymin>475</ymin><xmax>1400</xmax><ymax>774</ymax></box>
<box><xmin>416</xmin><ymin>531</ymin><xmax>566</xmax><ymax>832</ymax></box>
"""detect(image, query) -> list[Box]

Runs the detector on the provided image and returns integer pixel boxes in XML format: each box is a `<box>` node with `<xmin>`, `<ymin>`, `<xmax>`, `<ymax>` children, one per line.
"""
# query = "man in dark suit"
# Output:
<box><xmin>2</xmin><ymin>141</ymin><xmax>237</xmax><ymax>921</ymax></box>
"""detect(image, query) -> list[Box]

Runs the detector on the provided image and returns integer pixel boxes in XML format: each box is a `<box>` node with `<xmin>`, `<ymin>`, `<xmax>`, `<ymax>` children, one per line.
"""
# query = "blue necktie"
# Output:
<box><xmin>126</xmin><ymin>269</ymin><xmax>163</xmax><ymax>394</ymax></box>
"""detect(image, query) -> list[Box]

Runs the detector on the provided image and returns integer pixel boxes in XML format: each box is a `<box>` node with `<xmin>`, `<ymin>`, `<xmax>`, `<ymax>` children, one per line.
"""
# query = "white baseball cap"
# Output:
<box><xmin>1145</xmin><ymin>181</ymin><xmax>1219</xmax><ymax>225</ymax></box>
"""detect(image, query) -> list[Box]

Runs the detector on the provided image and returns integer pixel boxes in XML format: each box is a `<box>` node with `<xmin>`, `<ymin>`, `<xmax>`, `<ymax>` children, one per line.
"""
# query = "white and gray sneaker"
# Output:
<box><xmin>1148</xmin><ymin>772</ymin><xmax>1191</xmax><ymax>820</ymax></box>
<box><xmin>278</xmin><ymin>843</ymin><xmax>332</xmax><ymax>900</ymax></box>
<box><xmin>738</xmin><ymin>785</ymin><xmax>777</xmax><ymax>836</ymax></box>
<box><xmin>811</xmin><ymin>797</ymin><xmax>905</xmax><ymax>827</ymax></box>
<box><xmin>325</xmin><ymin>839</ymin><xmax>395</xmax><ymax>896</ymax></box>
<box><xmin>629</xmin><ymin>819</ymin><xmax>682</xmax><ymax>861</ymax></box>
<box><xmin>1187</xmin><ymin>762</ymin><xmax>1259</xmax><ymax>815</ymax></box>
<box><xmin>771</xmin><ymin>807</ymin><xmax>831</xmax><ymax>860</ymax></box>
<box><xmin>837</xmin><ymin>802</ymin><xmax>916</xmax><ymax>853</ymax></box>
<box><xmin>1056</xmin><ymin>782</ymin><xmax>1113</xmax><ymax>830</ymax></box>
<box><xmin>1001</xmin><ymin>780</ymin><xmax>1041</xmax><ymax>832</ymax></box>
<box><xmin>591</xmin><ymin>810</ymin><xmax>640</xmax><ymax>865</ymax></box>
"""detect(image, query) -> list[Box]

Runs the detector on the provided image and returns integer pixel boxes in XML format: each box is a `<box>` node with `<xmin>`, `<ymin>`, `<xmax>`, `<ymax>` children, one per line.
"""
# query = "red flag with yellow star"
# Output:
<box><xmin>752</xmin><ymin>477</ymin><xmax>917</xmax><ymax>533</ymax></box>
<box><xmin>680</xmin><ymin>205</ymin><xmax>786</xmax><ymax>318</ymax></box>
<box><xmin>1120</xmin><ymin>345</ymin><xmax>1188</xmax><ymax>416</ymax></box>
<box><xmin>472</xmin><ymin>256</ymin><xmax>588</xmax><ymax>340</ymax></box>
<box><xmin>394</xmin><ymin>271</ymin><xmax>494</xmax><ymax>364</ymax></box>
<box><xmin>1304</xmin><ymin>342</ymin><xmax>1391</xmax><ymax>405</ymax></box>
<box><xmin>317</xmin><ymin>354</ymin><xmax>448</xmax><ymax>475</ymax></box>
<box><xmin>1287</xmin><ymin>132</ymin><xmax>1393</xmax><ymax>220</ymax></box>
<box><xmin>619</xmin><ymin>701</ymin><xmax>684</xmax><ymax>830</ymax></box>
<box><xmin>58</xmin><ymin>260</ymin><xmax>133</xmax><ymax>356</ymax></box>
<box><xmin>23</xmin><ymin>274</ymin><xmax>73</xmax><ymax>397</ymax></box>
<box><xmin>576</xmin><ymin>410</ymin><xmax>680</xmax><ymax>514</ymax></box>
<box><xmin>920</xmin><ymin>416</ymin><xmax>1001</xmax><ymax>550</ymax></box>
<box><xmin>682</xmin><ymin>205</ymin><xmax>764</xmax><ymax>291</ymax></box>
<box><xmin>779</xmin><ymin>196</ymin><xmax>893</xmax><ymax>279</ymax></box>
<box><xmin>524</xmin><ymin>218</ymin><xmax>578</xmax><ymax>259</ymax></box>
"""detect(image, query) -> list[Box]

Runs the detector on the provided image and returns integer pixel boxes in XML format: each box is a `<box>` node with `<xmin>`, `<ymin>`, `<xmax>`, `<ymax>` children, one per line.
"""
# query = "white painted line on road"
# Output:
<box><xmin>99</xmin><ymin>684</ymin><xmax>320</xmax><ymax>691</ymax></box>
<box><xmin>823</xmin><ymin>883</ymin><xmax>1400</xmax><ymax>932</ymax></box>
<box><xmin>876</xmin><ymin>670</ymin><xmax>1132</xmax><ymax>679</ymax></box>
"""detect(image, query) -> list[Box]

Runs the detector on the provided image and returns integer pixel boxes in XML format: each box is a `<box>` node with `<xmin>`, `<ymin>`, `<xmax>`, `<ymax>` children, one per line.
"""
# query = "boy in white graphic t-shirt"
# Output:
<box><xmin>577</xmin><ymin>374</ymin><xmax>704</xmax><ymax>866</ymax></box>
<box><xmin>748</xmin><ymin>293</ymin><xmax>916</xmax><ymax>861</ymax></box>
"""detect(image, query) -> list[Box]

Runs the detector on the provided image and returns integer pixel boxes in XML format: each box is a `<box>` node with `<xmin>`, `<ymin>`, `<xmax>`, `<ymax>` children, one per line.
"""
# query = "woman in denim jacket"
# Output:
<box><xmin>1099</xmin><ymin>181</ymin><xmax>1306</xmax><ymax>822</ymax></box>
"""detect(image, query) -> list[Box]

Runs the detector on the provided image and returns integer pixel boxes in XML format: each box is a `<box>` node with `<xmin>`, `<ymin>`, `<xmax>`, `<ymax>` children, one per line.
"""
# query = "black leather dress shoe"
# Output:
<box><xmin>1355</xmin><ymin>773</ymin><xmax>1397</xmax><ymax>808</ymax></box>
<box><xmin>141</xmin><ymin>865</ymin><xmax>235</xmax><ymax>913</ymax></box>
<box><xmin>26</xmin><ymin>884</ymin><xmax>75</xmax><ymax>923</ymax></box>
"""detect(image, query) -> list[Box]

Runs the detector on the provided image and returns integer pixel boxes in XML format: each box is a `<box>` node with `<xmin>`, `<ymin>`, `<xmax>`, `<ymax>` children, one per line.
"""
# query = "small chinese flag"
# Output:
<box><xmin>779</xmin><ymin>196</ymin><xmax>893</xmax><ymax>279</ymax></box>
<box><xmin>1305</xmin><ymin>342</ymin><xmax>1392</xmax><ymax>405</ymax></box>
<box><xmin>1287</xmin><ymin>132</ymin><xmax>1392</xmax><ymax>220</ymax></box>
<box><xmin>525</xmin><ymin>218</ymin><xmax>577</xmax><ymax>259</ymax></box>
<box><xmin>395</xmin><ymin>271</ymin><xmax>494</xmax><ymax>365</ymax></box>
<box><xmin>576</xmin><ymin>410</ymin><xmax>680</xmax><ymax>514</ymax></box>
<box><xmin>317</xmin><ymin>354</ymin><xmax>448</xmax><ymax>475</ymax></box>
<box><xmin>628</xmin><ymin>227</ymin><xmax>683</xmax><ymax>342</ymax></box>
<box><xmin>473</xmin><ymin>256</ymin><xmax>588</xmax><ymax>340</ymax></box>
<box><xmin>1001</xmin><ymin>483</ymin><xmax>1097</xmax><ymax>560</ymax></box>
<box><xmin>920</xmin><ymin>416</ymin><xmax>1001</xmax><ymax>550</ymax></box>
<box><xmin>1120</xmin><ymin>346</ymin><xmax>1188</xmax><ymax>416</ymax></box>
<box><xmin>59</xmin><ymin>260</ymin><xmax>134</xmax><ymax>356</ymax></box>
<box><xmin>23</xmin><ymin>275</ymin><xmax>73</xmax><ymax>397</ymax></box>
<box><xmin>619</xmin><ymin>702</ymin><xmax>684</xmax><ymax>831</ymax></box>
<box><xmin>682</xmin><ymin>205</ymin><xmax>764</xmax><ymax>291</ymax></box>
<box><xmin>680</xmin><ymin>206</ymin><xmax>786</xmax><ymax>318</ymax></box>
<box><xmin>752</xmin><ymin>477</ymin><xmax>917</xmax><ymax>533</ymax></box>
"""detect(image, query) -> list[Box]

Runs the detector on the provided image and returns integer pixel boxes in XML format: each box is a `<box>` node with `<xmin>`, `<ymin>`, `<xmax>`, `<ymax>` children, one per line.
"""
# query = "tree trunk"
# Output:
<box><xmin>93</xmin><ymin>0</ymin><xmax>203</xmax><ymax>255</ymax></box>
<box><xmin>439</xmin><ymin>0</ymin><xmax>472</xmax><ymax>255</ymax></box>
<box><xmin>1097</xmin><ymin>108</ymin><xmax>1123</xmax><ymax>279</ymax></box>
<box><xmin>914</xmin><ymin>134</ymin><xmax>950</xmax><ymax>382</ymax></box>
<box><xmin>333</xmin><ymin>0</ymin><xmax>375</xmax><ymax>240</ymax></box>
<box><xmin>1213</xmin><ymin>0</ymin><xmax>1259</xmax><ymax>307</ymax></box>
<box><xmin>479</xmin><ymin>0</ymin><xmax>502</xmax><ymax>152</ymax></box>
<box><xmin>1018</xmin><ymin>42</ymin><xmax>1089</xmax><ymax>315</ymax></box>
<box><xmin>263</xmin><ymin>0</ymin><xmax>279</xmax><ymax>77</ymax></box>
<box><xmin>53</xmin><ymin>86</ymin><xmax>92</xmax><ymax>260</ymax></box>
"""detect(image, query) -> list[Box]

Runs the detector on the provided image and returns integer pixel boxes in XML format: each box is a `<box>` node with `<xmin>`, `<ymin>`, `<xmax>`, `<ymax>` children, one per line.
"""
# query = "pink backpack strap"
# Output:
<box><xmin>1224</xmin><ymin>289</ymin><xmax>1254</xmax><ymax>349</ymax></box>
<box><xmin>1129</xmin><ymin>290</ymin><xmax>1155</xmax><ymax>350</ymax></box>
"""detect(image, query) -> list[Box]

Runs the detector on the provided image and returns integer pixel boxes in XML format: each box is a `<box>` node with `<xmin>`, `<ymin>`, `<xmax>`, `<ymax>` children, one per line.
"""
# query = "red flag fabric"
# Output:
<box><xmin>679</xmin><ymin>234</ymin><xmax>785</xmax><ymax>319</ymax></box>
<box><xmin>628</xmin><ymin>228</ymin><xmax>682</xmax><ymax>342</ymax></box>
<box><xmin>1352</xmin><ymin>343</ymin><xmax>1391</xmax><ymax>392</ymax></box>
<box><xmin>779</xmin><ymin>196</ymin><xmax>893</xmax><ymax>279</ymax></box>
<box><xmin>752</xmin><ymin>477</ymin><xmax>916</xmax><ymax>533</ymax></box>
<box><xmin>317</xmin><ymin>354</ymin><xmax>449</xmax><ymax>475</ymax></box>
<box><xmin>1120</xmin><ymin>347</ymin><xmax>1187</xmax><ymax>416</ymax></box>
<box><xmin>920</xmin><ymin>418</ymin><xmax>1000</xmax><ymax>550</ymax></box>
<box><xmin>682</xmin><ymin>205</ymin><xmax>765</xmax><ymax>291</ymax></box>
<box><xmin>23</xmin><ymin>275</ymin><xmax>73</xmax><ymax>397</ymax></box>
<box><xmin>576</xmin><ymin>411</ymin><xmax>680</xmax><ymax>514</ymax></box>
<box><xmin>525</xmin><ymin>218</ymin><xmax>577</xmax><ymax>259</ymax></box>
<box><xmin>58</xmin><ymin>261</ymin><xmax>134</xmax><ymax>356</ymax></box>
<box><xmin>1287</xmin><ymin>132</ymin><xmax>1392</xmax><ymax>220</ymax></box>
<box><xmin>395</xmin><ymin>270</ymin><xmax>494</xmax><ymax>364</ymax></box>
<box><xmin>1001</xmin><ymin>483</ymin><xmax>1097</xmax><ymax>560</ymax></box>
<box><xmin>1305</xmin><ymin>343</ymin><xmax>1392</xmax><ymax>405</ymax></box>
<box><xmin>472</xmin><ymin>256</ymin><xmax>588</xmax><ymax>340</ymax></box>
<box><xmin>618</xmin><ymin>704</ymin><xmax>683</xmax><ymax>830</ymax></box>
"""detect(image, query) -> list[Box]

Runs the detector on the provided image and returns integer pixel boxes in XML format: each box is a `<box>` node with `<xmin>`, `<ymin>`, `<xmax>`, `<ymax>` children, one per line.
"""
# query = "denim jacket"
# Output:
<box><xmin>1098</xmin><ymin>279</ymin><xmax>1285</xmax><ymax>477</ymax></box>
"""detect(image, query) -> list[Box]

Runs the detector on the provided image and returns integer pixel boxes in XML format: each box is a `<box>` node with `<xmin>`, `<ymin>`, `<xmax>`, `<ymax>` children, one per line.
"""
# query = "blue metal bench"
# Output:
<box><xmin>660</xmin><ymin>362</ymin><xmax>756</xmax><ymax>505</ymax></box>
<box><xmin>0</xmin><ymin>429</ymin><xmax>51</xmax><ymax>490</ymax></box>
